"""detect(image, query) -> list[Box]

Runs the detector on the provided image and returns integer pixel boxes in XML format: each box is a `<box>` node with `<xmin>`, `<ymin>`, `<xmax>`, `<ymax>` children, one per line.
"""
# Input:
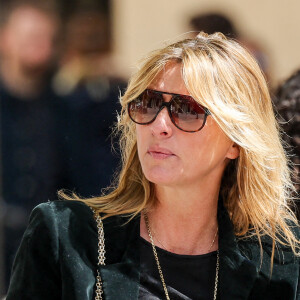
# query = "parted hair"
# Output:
<box><xmin>60</xmin><ymin>32</ymin><xmax>299</xmax><ymax>255</ymax></box>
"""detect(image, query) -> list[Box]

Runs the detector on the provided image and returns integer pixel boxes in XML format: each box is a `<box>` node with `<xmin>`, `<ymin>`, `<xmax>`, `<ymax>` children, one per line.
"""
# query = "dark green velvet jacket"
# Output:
<box><xmin>6</xmin><ymin>200</ymin><xmax>300</xmax><ymax>299</ymax></box>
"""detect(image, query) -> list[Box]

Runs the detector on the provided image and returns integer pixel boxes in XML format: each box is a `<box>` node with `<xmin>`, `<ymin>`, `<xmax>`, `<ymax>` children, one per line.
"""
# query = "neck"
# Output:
<box><xmin>141</xmin><ymin>183</ymin><xmax>220</xmax><ymax>255</ymax></box>
<box><xmin>0</xmin><ymin>60</ymin><xmax>45</xmax><ymax>99</ymax></box>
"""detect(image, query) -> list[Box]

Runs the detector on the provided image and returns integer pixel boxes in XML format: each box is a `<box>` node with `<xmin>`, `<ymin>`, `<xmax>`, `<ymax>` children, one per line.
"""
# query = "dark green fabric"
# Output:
<box><xmin>6</xmin><ymin>200</ymin><xmax>300</xmax><ymax>299</ymax></box>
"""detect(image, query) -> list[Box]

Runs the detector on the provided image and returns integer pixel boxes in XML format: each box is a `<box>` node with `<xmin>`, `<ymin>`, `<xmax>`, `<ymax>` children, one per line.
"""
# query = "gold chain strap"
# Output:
<box><xmin>214</xmin><ymin>251</ymin><xmax>219</xmax><ymax>300</ymax></box>
<box><xmin>91</xmin><ymin>208</ymin><xmax>106</xmax><ymax>300</ymax></box>
<box><xmin>144</xmin><ymin>213</ymin><xmax>170</xmax><ymax>300</ymax></box>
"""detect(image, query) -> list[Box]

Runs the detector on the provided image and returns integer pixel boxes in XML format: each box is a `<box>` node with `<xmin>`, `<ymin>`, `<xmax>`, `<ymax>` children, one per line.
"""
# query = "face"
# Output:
<box><xmin>136</xmin><ymin>62</ymin><xmax>239</xmax><ymax>189</ymax></box>
<box><xmin>1</xmin><ymin>7</ymin><xmax>57</xmax><ymax>71</ymax></box>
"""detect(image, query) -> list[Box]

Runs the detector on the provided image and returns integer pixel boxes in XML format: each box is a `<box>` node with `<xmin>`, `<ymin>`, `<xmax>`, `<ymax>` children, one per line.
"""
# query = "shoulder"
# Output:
<box><xmin>11</xmin><ymin>201</ymin><xmax>92</xmax><ymax>267</ymax></box>
<box><xmin>18</xmin><ymin>200</ymin><xmax>100</xmax><ymax>268</ymax></box>
<box><xmin>237</xmin><ymin>230</ymin><xmax>300</xmax><ymax>285</ymax></box>
<box><xmin>234</xmin><ymin>231</ymin><xmax>299</xmax><ymax>299</ymax></box>
<box><xmin>30</xmin><ymin>199</ymin><xmax>93</xmax><ymax>223</ymax></box>
<box><xmin>25</xmin><ymin>200</ymin><xmax>95</xmax><ymax>241</ymax></box>
<box><xmin>7</xmin><ymin>201</ymin><xmax>99</xmax><ymax>299</ymax></box>
<box><xmin>29</xmin><ymin>200</ymin><xmax>135</xmax><ymax>238</ymax></box>
<box><xmin>32</xmin><ymin>199</ymin><xmax>92</xmax><ymax>214</ymax></box>
<box><xmin>30</xmin><ymin>200</ymin><xmax>138</xmax><ymax>231</ymax></box>
<box><xmin>237</xmin><ymin>227</ymin><xmax>300</xmax><ymax>262</ymax></box>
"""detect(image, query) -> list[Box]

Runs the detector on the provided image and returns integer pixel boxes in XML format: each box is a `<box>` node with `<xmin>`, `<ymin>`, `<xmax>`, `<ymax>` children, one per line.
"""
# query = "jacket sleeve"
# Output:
<box><xmin>6</xmin><ymin>202</ymin><xmax>61</xmax><ymax>300</ymax></box>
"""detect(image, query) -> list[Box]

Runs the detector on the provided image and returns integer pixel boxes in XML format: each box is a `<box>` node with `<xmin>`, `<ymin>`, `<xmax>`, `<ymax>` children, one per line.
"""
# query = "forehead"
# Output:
<box><xmin>148</xmin><ymin>62</ymin><xmax>190</xmax><ymax>95</ymax></box>
<box><xmin>7</xmin><ymin>7</ymin><xmax>56</xmax><ymax>32</ymax></box>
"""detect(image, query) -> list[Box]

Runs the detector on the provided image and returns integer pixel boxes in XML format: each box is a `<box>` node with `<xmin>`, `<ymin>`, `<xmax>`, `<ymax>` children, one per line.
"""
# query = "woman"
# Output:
<box><xmin>7</xmin><ymin>32</ymin><xmax>300</xmax><ymax>300</ymax></box>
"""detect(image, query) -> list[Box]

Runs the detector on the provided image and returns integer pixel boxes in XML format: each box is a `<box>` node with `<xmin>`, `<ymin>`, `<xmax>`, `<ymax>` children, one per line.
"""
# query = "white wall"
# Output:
<box><xmin>111</xmin><ymin>0</ymin><xmax>300</xmax><ymax>86</ymax></box>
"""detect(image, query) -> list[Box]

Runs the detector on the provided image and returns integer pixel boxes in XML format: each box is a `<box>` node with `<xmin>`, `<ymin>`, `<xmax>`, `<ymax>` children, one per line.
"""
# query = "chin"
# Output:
<box><xmin>143</xmin><ymin>167</ymin><xmax>178</xmax><ymax>186</ymax></box>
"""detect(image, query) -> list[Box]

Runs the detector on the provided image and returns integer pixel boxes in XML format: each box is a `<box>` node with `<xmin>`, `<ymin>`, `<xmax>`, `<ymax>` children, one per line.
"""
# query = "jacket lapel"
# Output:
<box><xmin>99</xmin><ymin>215</ymin><xmax>141</xmax><ymax>300</ymax></box>
<box><xmin>218</xmin><ymin>204</ymin><xmax>258</xmax><ymax>300</ymax></box>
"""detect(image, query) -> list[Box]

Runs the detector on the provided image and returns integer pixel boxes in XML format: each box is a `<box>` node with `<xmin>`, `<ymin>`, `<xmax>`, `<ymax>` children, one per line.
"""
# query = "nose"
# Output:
<box><xmin>149</xmin><ymin>106</ymin><xmax>173</xmax><ymax>137</ymax></box>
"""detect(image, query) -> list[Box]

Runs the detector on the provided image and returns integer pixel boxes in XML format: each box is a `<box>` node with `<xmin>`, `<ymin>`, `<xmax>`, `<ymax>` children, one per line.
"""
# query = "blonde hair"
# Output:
<box><xmin>60</xmin><ymin>32</ymin><xmax>299</xmax><ymax>256</ymax></box>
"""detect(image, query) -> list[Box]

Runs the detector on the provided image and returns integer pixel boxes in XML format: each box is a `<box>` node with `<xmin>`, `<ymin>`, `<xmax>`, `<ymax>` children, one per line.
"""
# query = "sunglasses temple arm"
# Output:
<box><xmin>205</xmin><ymin>108</ymin><xmax>211</xmax><ymax>115</ymax></box>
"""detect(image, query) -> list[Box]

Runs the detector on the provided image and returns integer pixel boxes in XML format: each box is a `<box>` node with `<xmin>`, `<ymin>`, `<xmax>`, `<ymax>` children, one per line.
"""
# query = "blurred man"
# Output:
<box><xmin>189</xmin><ymin>12</ymin><xmax>271</xmax><ymax>84</ymax></box>
<box><xmin>0</xmin><ymin>1</ymin><xmax>65</xmax><ymax>291</ymax></box>
<box><xmin>0</xmin><ymin>1</ymin><xmax>58</xmax><ymax>98</ymax></box>
<box><xmin>52</xmin><ymin>6</ymin><xmax>124</xmax><ymax>197</ymax></box>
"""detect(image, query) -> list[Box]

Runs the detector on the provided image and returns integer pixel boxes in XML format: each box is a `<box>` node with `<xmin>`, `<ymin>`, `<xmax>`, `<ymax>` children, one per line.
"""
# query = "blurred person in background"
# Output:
<box><xmin>53</xmin><ymin>4</ymin><xmax>125</xmax><ymax>197</ymax></box>
<box><xmin>189</xmin><ymin>12</ymin><xmax>271</xmax><ymax>85</ymax></box>
<box><xmin>0</xmin><ymin>0</ymin><xmax>65</xmax><ymax>291</ymax></box>
<box><xmin>275</xmin><ymin>70</ymin><xmax>300</xmax><ymax>194</ymax></box>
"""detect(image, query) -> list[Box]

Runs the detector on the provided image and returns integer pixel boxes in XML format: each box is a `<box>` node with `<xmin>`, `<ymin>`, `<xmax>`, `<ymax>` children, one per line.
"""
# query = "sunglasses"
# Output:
<box><xmin>128</xmin><ymin>89</ymin><xmax>211</xmax><ymax>132</ymax></box>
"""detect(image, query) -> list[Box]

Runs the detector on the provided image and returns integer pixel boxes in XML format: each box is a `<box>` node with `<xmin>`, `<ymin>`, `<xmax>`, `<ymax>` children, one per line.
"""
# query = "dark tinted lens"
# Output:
<box><xmin>170</xmin><ymin>95</ymin><xmax>206</xmax><ymax>131</ymax></box>
<box><xmin>128</xmin><ymin>90</ymin><xmax>163</xmax><ymax>124</ymax></box>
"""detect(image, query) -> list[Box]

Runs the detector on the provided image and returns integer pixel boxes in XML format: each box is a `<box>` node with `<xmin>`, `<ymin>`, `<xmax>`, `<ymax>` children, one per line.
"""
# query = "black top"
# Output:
<box><xmin>139</xmin><ymin>237</ymin><xmax>218</xmax><ymax>300</ymax></box>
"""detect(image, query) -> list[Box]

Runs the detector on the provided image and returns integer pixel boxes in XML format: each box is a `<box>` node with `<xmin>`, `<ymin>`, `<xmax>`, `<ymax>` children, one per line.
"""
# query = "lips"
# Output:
<box><xmin>147</xmin><ymin>146</ymin><xmax>175</xmax><ymax>159</ymax></box>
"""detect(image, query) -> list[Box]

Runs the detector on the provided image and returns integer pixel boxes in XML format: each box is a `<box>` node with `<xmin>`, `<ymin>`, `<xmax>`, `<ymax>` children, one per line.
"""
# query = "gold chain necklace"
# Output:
<box><xmin>144</xmin><ymin>213</ymin><xmax>219</xmax><ymax>300</ymax></box>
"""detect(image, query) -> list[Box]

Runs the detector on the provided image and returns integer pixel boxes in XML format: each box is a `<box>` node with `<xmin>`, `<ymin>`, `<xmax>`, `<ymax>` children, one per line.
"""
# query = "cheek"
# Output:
<box><xmin>136</xmin><ymin>126</ymin><xmax>143</xmax><ymax>147</ymax></box>
<box><xmin>186</xmin><ymin>122</ymin><xmax>232</xmax><ymax>169</ymax></box>
<box><xmin>136</xmin><ymin>125</ymin><xmax>147</xmax><ymax>159</ymax></box>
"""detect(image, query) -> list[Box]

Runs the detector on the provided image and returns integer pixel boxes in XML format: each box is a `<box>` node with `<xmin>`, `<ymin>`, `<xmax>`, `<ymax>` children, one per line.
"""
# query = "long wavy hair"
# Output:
<box><xmin>60</xmin><ymin>32</ymin><xmax>299</xmax><ymax>256</ymax></box>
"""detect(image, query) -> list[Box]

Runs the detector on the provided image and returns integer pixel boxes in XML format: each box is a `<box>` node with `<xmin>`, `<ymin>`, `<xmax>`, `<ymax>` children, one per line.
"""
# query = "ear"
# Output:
<box><xmin>226</xmin><ymin>143</ymin><xmax>240</xmax><ymax>160</ymax></box>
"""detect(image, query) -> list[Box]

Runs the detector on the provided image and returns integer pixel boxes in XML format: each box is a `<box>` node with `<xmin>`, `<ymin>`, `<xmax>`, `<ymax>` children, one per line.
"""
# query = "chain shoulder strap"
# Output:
<box><xmin>91</xmin><ymin>208</ymin><xmax>106</xmax><ymax>300</ymax></box>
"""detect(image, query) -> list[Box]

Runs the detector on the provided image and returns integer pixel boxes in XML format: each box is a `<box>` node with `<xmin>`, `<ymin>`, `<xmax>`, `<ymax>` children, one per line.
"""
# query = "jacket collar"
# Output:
<box><xmin>99</xmin><ymin>203</ymin><xmax>259</xmax><ymax>300</ymax></box>
<box><xmin>218</xmin><ymin>203</ymin><xmax>258</xmax><ymax>299</ymax></box>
